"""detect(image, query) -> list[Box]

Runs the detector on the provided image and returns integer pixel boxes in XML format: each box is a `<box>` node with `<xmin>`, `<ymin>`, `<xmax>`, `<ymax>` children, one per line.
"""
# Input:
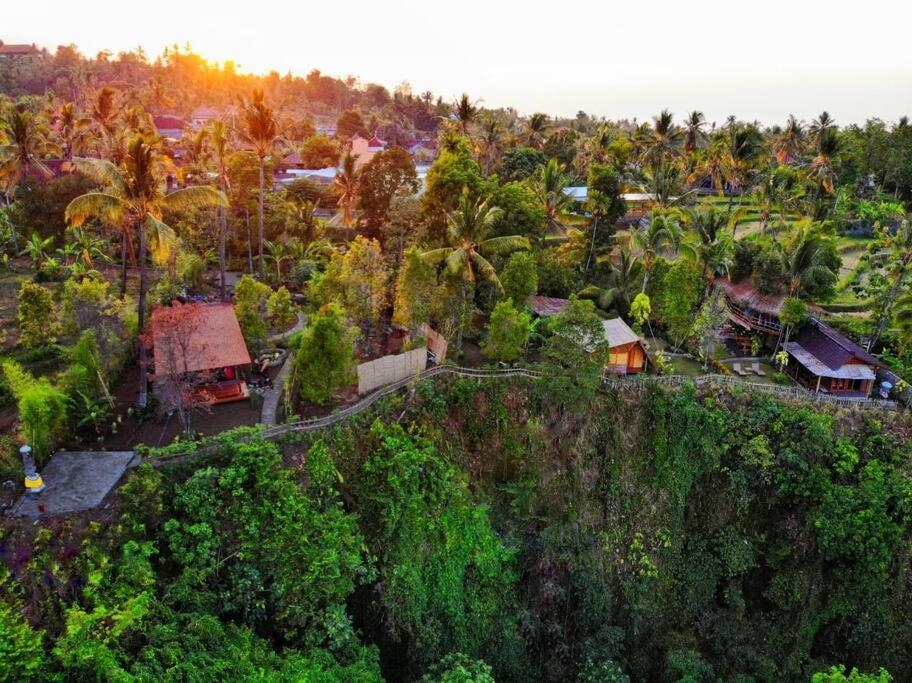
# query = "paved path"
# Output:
<box><xmin>260</xmin><ymin>353</ymin><xmax>294</xmax><ymax>425</ymax></box>
<box><xmin>267</xmin><ymin>311</ymin><xmax>306</xmax><ymax>345</ymax></box>
<box><xmin>261</xmin><ymin>311</ymin><xmax>306</xmax><ymax>425</ymax></box>
<box><xmin>9</xmin><ymin>451</ymin><xmax>139</xmax><ymax>519</ymax></box>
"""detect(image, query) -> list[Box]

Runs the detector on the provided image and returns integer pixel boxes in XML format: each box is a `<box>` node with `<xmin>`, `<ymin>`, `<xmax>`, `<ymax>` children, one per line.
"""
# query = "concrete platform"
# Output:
<box><xmin>8</xmin><ymin>451</ymin><xmax>139</xmax><ymax>519</ymax></box>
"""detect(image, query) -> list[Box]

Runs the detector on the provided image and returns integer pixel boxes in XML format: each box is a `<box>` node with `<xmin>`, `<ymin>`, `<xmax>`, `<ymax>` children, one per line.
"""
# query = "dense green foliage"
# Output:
<box><xmin>1</xmin><ymin>378</ymin><xmax>910</xmax><ymax>681</ymax></box>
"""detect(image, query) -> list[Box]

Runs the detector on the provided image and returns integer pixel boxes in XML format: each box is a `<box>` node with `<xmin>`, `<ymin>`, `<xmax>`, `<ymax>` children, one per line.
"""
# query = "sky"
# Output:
<box><xmin>5</xmin><ymin>0</ymin><xmax>912</xmax><ymax>125</ymax></box>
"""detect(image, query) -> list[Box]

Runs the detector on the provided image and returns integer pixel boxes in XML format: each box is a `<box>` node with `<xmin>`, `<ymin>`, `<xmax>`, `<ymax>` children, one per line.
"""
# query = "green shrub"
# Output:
<box><xmin>17</xmin><ymin>281</ymin><xmax>58</xmax><ymax>349</ymax></box>
<box><xmin>234</xmin><ymin>275</ymin><xmax>272</xmax><ymax>352</ymax></box>
<box><xmin>267</xmin><ymin>286</ymin><xmax>297</xmax><ymax>332</ymax></box>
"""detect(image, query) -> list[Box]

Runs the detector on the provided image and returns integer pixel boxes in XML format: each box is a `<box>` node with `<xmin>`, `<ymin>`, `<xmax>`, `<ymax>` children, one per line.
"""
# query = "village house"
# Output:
<box><xmin>0</xmin><ymin>43</ymin><xmax>38</xmax><ymax>60</ymax></box>
<box><xmin>150</xmin><ymin>303</ymin><xmax>252</xmax><ymax>405</ymax></box>
<box><xmin>190</xmin><ymin>107</ymin><xmax>219</xmax><ymax>129</ymax></box>
<box><xmin>154</xmin><ymin>114</ymin><xmax>187</xmax><ymax>141</ymax></box>
<box><xmin>784</xmin><ymin>318</ymin><xmax>885</xmax><ymax>398</ymax></box>
<box><xmin>527</xmin><ymin>296</ymin><xmax>648</xmax><ymax>375</ymax></box>
<box><xmin>716</xmin><ymin>278</ymin><xmax>886</xmax><ymax>398</ymax></box>
<box><xmin>349</xmin><ymin>134</ymin><xmax>385</xmax><ymax>167</ymax></box>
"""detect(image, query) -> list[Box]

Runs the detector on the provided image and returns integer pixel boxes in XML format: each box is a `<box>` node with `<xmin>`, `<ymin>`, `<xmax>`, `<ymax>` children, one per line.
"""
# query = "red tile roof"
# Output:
<box><xmin>0</xmin><ymin>44</ymin><xmax>36</xmax><ymax>55</ymax></box>
<box><xmin>152</xmin><ymin>303</ymin><xmax>251</xmax><ymax>376</ymax></box>
<box><xmin>154</xmin><ymin>115</ymin><xmax>186</xmax><ymax>131</ymax></box>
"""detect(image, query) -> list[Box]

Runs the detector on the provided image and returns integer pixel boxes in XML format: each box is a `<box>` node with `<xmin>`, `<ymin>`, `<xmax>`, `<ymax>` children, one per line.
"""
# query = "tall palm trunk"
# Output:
<box><xmin>120</xmin><ymin>231</ymin><xmax>128</xmax><ymax>298</ymax></box>
<box><xmin>137</xmin><ymin>219</ymin><xmax>149</xmax><ymax>408</ymax></box>
<box><xmin>586</xmin><ymin>217</ymin><xmax>598</xmax><ymax>272</ymax></box>
<box><xmin>257</xmin><ymin>157</ymin><xmax>265</xmax><ymax>278</ymax></box>
<box><xmin>4</xmin><ymin>193</ymin><xmax>17</xmax><ymax>252</ymax></box>
<box><xmin>219</xmin><ymin>175</ymin><xmax>228</xmax><ymax>301</ymax></box>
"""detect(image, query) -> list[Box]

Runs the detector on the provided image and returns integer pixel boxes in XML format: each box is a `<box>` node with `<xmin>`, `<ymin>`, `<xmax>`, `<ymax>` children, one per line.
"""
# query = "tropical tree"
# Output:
<box><xmin>866</xmin><ymin>221</ymin><xmax>912</xmax><ymax>350</ymax></box>
<box><xmin>54</xmin><ymin>102</ymin><xmax>89</xmax><ymax>161</ymax></box>
<box><xmin>774</xmin><ymin>115</ymin><xmax>805</xmax><ymax>164</ymax></box>
<box><xmin>0</xmin><ymin>104</ymin><xmax>58</xmax><ymax>250</ymax></box>
<box><xmin>524</xmin><ymin>113</ymin><xmax>549</xmax><ymax>149</ymax></box>
<box><xmin>683</xmin><ymin>111</ymin><xmax>707</xmax><ymax>155</ymax></box>
<box><xmin>238</xmin><ymin>90</ymin><xmax>279</xmax><ymax>277</ymax></box>
<box><xmin>333</xmin><ymin>151</ymin><xmax>360</xmax><ymax>228</ymax></box>
<box><xmin>632</xmin><ymin>211</ymin><xmax>682</xmax><ymax>291</ymax></box>
<box><xmin>208</xmin><ymin>120</ymin><xmax>233</xmax><ymax>300</ymax></box>
<box><xmin>782</xmin><ymin>224</ymin><xmax>839</xmax><ymax>298</ymax></box>
<box><xmin>578</xmin><ymin>251</ymin><xmax>643</xmax><ymax>316</ymax></box>
<box><xmin>421</xmin><ymin>189</ymin><xmax>529</xmax><ymax>350</ymax></box>
<box><xmin>66</xmin><ymin>136</ymin><xmax>227</xmax><ymax>406</ymax></box>
<box><xmin>809</xmin><ymin>126</ymin><xmax>841</xmax><ymax>200</ymax></box>
<box><xmin>19</xmin><ymin>233</ymin><xmax>55</xmax><ymax>269</ymax></box>
<box><xmin>453</xmin><ymin>94</ymin><xmax>477</xmax><ymax>136</ymax></box>
<box><xmin>724</xmin><ymin>124</ymin><xmax>763</xmax><ymax>210</ymax></box>
<box><xmin>530</xmin><ymin>158</ymin><xmax>573</xmax><ymax>234</ymax></box>
<box><xmin>478</xmin><ymin>116</ymin><xmax>503</xmax><ymax>173</ymax></box>
<box><xmin>643</xmin><ymin>109</ymin><xmax>682</xmax><ymax>166</ymax></box>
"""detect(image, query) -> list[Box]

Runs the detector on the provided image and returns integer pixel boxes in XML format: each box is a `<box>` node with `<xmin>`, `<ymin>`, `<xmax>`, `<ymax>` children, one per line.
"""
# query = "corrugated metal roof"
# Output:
<box><xmin>785</xmin><ymin>343</ymin><xmax>876</xmax><ymax>380</ymax></box>
<box><xmin>526</xmin><ymin>295</ymin><xmax>570</xmax><ymax>317</ymax></box>
<box><xmin>791</xmin><ymin>319</ymin><xmax>884</xmax><ymax>371</ymax></box>
<box><xmin>602</xmin><ymin>318</ymin><xmax>640</xmax><ymax>347</ymax></box>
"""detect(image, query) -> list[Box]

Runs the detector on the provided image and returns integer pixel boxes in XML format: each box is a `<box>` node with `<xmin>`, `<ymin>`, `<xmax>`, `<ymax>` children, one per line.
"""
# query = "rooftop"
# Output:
<box><xmin>790</xmin><ymin>318</ymin><xmax>884</xmax><ymax>372</ymax></box>
<box><xmin>527</xmin><ymin>295</ymin><xmax>570</xmax><ymax>317</ymax></box>
<box><xmin>602</xmin><ymin>317</ymin><xmax>641</xmax><ymax>347</ymax></box>
<box><xmin>152</xmin><ymin>303</ymin><xmax>251</xmax><ymax>376</ymax></box>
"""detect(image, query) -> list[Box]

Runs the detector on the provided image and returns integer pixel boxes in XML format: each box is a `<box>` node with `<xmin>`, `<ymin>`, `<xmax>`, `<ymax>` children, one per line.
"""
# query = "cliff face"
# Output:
<box><xmin>2</xmin><ymin>377</ymin><xmax>909</xmax><ymax>682</ymax></box>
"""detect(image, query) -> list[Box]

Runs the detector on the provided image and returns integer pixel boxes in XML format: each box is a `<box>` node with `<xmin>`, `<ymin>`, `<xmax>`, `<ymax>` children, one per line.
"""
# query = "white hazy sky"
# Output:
<box><xmin>5</xmin><ymin>0</ymin><xmax>912</xmax><ymax>125</ymax></box>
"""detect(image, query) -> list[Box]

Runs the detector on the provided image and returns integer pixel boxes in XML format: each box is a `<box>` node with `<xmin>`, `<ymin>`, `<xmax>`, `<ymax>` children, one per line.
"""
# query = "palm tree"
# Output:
<box><xmin>478</xmin><ymin>117</ymin><xmax>503</xmax><ymax>174</ymax></box>
<box><xmin>264</xmin><ymin>238</ymin><xmax>298</xmax><ymax>280</ymax></box>
<box><xmin>683</xmin><ymin>111</ymin><xmax>707</xmax><ymax>155</ymax></box>
<box><xmin>808</xmin><ymin>126</ymin><xmax>840</xmax><ymax>198</ymax></box>
<box><xmin>639</xmin><ymin>162</ymin><xmax>685</xmax><ymax>209</ymax></box>
<box><xmin>894</xmin><ymin>288</ymin><xmax>912</xmax><ymax>352</ymax></box>
<box><xmin>66</xmin><ymin>136</ymin><xmax>227</xmax><ymax>407</ymax></box>
<box><xmin>867</xmin><ymin>220</ymin><xmax>912</xmax><ymax>350</ymax></box>
<box><xmin>208</xmin><ymin>121</ymin><xmax>233</xmax><ymax>300</ymax></box>
<box><xmin>531</xmin><ymin>158</ymin><xmax>573</xmax><ymax>234</ymax></box>
<box><xmin>238</xmin><ymin>90</ymin><xmax>279</xmax><ymax>277</ymax></box>
<box><xmin>809</xmin><ymin>111</ymin><xmax>835</xmax><ymax>144</ymax></box>
<box><xmin>584</xmin><ymin>189</ymin><xmax>618</xmax><ymax>271</ymax></box>
<box><xmin>421</xmin><ymin>189</ymin><xmax>529</xmax><ymax>350</ymax></box>
<box><xmin>87</xmin><ymin>86</ymin><xmax>123</xmax><ymax>157</ymax></box>
<box><xmin>632</xmin><ymin>210</ymin><xmax>683</xmax><ymax>291</ymax></box>
<box><xmin>681</xmin><ymin>207</ymin><xmax>738</xmax><ymax>297</ymax></box>
<box><xmin>688</xmin><ymin>138</ymin><xmax>727</xmax><ymax>196</ymax></box>
<box><xmin>54</xmin><ymin>102</ymin><xmax>89</xmax><ymax>161</ymax></box>
<box><xmin>525</xmin><ymin>113</ymin><xmax>549</xmax><ymax>148</ymax></box>
<box><xmin>643</xmin><ymin>109</ymin><xmax>682</xmax><ymax>167</ymax></box>
<box><xmin>333</xmin><ymin>151</ymin><xmax>359</xmax><ymax>228</ymax></box>
<box><xmin>578</xmin><ymin>251</ymin><xmax>643</xmax><ymax>317</ymax></box>
<box><xmin>724</xmin><ymin>124</ymin><xmax>763</xmax><ymax>212</ymax></box>
<box><xmin>0</xmin><ymin>105</ymin><xmax>58</xmax><ymax>251</ymax></box>
<box><xmin>774</xmin><ymin>115</ymin><xmax>805</xmax><ymax>164</ymax></box>
<box><xmin>782</xmin><ymin>225</ymin><xmax>837</xmax><ymax>297</ymax></box>
<box><xmin>453</xmin><ymin>94</ymin><xmax>477</xmax><ymax>136</ymax></box>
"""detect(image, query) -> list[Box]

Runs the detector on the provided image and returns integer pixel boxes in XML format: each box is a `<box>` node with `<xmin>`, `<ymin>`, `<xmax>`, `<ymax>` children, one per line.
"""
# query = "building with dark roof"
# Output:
<box><xmin>784</xmin><ymin>318</ymin><xmax>885</xmax><ymax>397</ymax></box>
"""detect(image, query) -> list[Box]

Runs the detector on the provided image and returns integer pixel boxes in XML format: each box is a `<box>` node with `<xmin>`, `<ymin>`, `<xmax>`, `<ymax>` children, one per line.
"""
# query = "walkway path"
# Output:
<box><xmin>267</xmin><ymin>311</ymin><xmax>306</xmax><ymax>344</ymax></box>
<box><xmin>152</xmin><ymin>367</ymin><xmax>899</xmax><ymax>468</ymax></box>
<box><xmin>260</xmin><ymin>312</ymin><xmax>307</xmax><ymax>425</ymax></box>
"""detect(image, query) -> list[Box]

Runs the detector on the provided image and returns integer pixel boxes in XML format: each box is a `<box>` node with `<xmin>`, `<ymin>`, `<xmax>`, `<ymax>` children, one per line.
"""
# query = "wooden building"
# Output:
<box><xmin>151</xmin><ymin>303</ymin><xmax>252</xmax><ymax>404</ymax></box>
<box><xmin>603</xmin><ymin>318</ymin><xmax>648</xmax><ymax>375</ymax></box>
<box><xmin>527</xmin><ymin>297</ymin><xmax>648</xmax><ymax>375</ymax></box>
<box><xmin>784</xmin><ymin>319</ymin><xmax>885</xmax><ymax>398</ymax></box>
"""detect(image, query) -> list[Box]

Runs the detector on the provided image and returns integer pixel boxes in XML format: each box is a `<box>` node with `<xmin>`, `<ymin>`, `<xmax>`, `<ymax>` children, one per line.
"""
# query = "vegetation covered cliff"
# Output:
<box><xmin>1</xmin><ymin>377</ymin><xmax>909</xmax><ymax>681</ymax></box>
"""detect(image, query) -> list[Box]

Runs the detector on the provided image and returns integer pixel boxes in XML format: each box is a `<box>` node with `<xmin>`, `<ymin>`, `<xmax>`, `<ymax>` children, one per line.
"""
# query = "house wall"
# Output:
<box><xmin>606</xmin><ymin>341</ymin><xmax>646</xmax><ymax>375</ymax></box>
<box><xmin>357</xmin><ymin>347</ymin><xmax>427</xmax><ymax>394</ymax></box>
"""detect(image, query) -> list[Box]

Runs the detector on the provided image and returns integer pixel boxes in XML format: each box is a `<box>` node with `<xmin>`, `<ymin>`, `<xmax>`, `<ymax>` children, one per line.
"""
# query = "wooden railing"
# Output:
<box><xmin>148</xmin><ymin>365</ymin><xmax>898</xmax><ymax>467</ymax></box>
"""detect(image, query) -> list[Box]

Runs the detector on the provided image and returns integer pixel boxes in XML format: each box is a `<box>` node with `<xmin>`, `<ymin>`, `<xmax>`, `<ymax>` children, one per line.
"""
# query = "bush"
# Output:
<box><xmin>291</xmin><ymin>303</ymin><xmax>356</xmax><ymax>406</ymax></box>
<box><xmin>482</xmin><ymin>299</ymin><xmax>530</xmax><ymax>362</ymax></box>
<box><xmin>2</xmin><ymin>360</ymin><xmax>68</xmax><ymax>461</ymax></box>
<box><xmin>177</xmin><ymin>252</ymin><xmax>206</xmax><ymax>290</ymax></box>
<box><xmin>17</xmin><ymin>281</ymin><xmax>58</xmax><ymax>349</ymax></box>
<box><xmin>268</xmin><ymin>286</ymin><xmax>298</xmax><ymax>332</ymax></box>
<box><xmin>500</xmin><ymin>251</ymin><xmax>538</xmax><ymax>305</ymax></box>
<box><xmin>234</xmin><ymin>275</ymin><xmax>273</xmax><ymax>352</ymax></box>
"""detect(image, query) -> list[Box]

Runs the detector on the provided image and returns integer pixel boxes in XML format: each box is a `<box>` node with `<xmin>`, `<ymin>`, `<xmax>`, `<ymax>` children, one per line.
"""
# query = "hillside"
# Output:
<box><xmin>1</xmin><ymin>377</ymin><xmax>908</xmax><ymax>681</ymax></box>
